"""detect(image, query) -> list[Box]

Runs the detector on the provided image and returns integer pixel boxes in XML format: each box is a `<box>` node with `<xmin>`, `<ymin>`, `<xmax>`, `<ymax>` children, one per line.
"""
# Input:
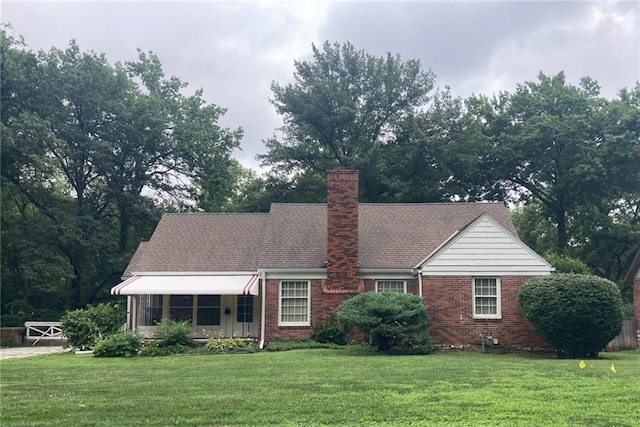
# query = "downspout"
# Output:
<box><xmin>416</xmin><ymin>268</ymin><xmax>423</xmax><ymax>299</ymax></box>
<box><xmin>259</xmin><ymin>271</ymin><xmax>267</xmax><ymax>349</ymax></box>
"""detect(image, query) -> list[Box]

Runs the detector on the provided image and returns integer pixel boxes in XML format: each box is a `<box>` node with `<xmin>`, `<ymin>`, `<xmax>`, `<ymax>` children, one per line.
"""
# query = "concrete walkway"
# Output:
<box><xmin>0</xmin><ymin>346</ymin><xmax>68</xmax><ymax>360</ymax></box>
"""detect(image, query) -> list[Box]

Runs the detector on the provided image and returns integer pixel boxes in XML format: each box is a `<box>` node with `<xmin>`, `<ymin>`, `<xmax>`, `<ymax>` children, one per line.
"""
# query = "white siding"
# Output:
<box><xmin>421</xmin><ymin>215</ymin><xmax>553</xmax><ymax>276</ymax></box>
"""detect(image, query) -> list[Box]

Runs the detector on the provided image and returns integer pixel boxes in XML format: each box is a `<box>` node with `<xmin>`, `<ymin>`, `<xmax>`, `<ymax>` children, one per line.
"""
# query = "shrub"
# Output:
<box><xmin>0</xmin><ymin>335</ymin><xmax>20</xmax><ymax>348</ymax></box>
<box><xmin>265</xmin><ymin>340</ymin><xmax>343</xmax><ymax>351</ymax></box>
<box><xmin>61</xmin><ymin>303</ymin><xmax>126</xmax><ymax>350</ymax></box>
<box><xmin>336</xmin><ymin>292</ymin><xmax>433</xmax><ymax>354</ymax></box>
<box><xmin>93</xmin><ymin>331</ymin><xmax>143</xmax><ymax>357</ymax></box>
<box><xmin>204</xmin><ymin>338</ymin><xmax>257</xmax><ymax>353</ymax></box>
<box><xmin>154</xmin><ymin>319</ymin><xmax>192</xmax><ymax>347</ymax></box>
<box><xmin>311</xmin><ymin>317</ymin><xmax>346</xmax><ymax>345</ymax></box>
<box><xmin>138</xmin><ymin>341</ymin><xmax>190</xmax><ymax>357</ymax></box>
<box><xmin>518</xmin><ymin>273</ymin><xmax>623</xmax><ymax>358</ymax></box>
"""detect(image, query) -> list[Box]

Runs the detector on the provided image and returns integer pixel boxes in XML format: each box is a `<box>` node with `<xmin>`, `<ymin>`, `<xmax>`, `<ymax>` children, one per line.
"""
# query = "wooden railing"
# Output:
<box><xmin>24</xmin><ymin>322</ymin><xmax>65</xmax><ymax>345</ymax></box>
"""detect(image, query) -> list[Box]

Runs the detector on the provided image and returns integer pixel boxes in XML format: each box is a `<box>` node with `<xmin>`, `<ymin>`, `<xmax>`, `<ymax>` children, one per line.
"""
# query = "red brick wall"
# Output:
<box><xmin>422</xmin><ymin>275</ymin><xmax>548</xmax><ymax>349</ymax></box>
<box><xmin>263</xmin><ymin>277</ymin><xmax>419</xmax><ymax>342</ymax></box>
<box><xmin>263</xmin><ymin>275</ymin><xmax>547</xmax><ymax>349</ymax></box>
<box><xmin>326</xmin><ymin>169</ymin><xmax>359</xmax><ymax>292</ymax></box>
<box><xmin>265</xmin><ymin>278</ymin><xmax>356</xmax><ymax>341</ymax></box>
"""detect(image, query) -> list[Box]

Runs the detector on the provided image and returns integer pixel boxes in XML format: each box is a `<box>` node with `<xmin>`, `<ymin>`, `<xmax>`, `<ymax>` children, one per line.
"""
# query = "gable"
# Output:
<box><xmin>420</xmin><ymin>214</ymin><xmax>553</xmax><ymax>276</ymax></box>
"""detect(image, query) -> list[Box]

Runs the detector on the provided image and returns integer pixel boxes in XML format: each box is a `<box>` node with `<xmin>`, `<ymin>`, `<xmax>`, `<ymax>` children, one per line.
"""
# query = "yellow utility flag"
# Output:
<box><xmin>579</xmin><ymin>360</ymin><xmax>586</xmax><ymax>369</ymax></box>
<box><xmin>610</xmin><ymin>364</ymin><xmax>617</xmax><ymax>373</ymax></box>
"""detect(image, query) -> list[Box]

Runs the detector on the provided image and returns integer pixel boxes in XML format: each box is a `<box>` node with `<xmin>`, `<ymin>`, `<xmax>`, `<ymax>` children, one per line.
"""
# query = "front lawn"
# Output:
<box><xmin>1</xmin><ymin>348</ymin><xmax>639</xmax><ymax>426</ymax></box>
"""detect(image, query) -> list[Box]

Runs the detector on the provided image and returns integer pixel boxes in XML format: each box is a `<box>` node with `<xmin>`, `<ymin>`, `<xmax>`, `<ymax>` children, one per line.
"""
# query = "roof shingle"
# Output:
<box><xmin>123</xmin><ymin>202</ymin><xmax>517</xmax><ymax>275</ymax></box>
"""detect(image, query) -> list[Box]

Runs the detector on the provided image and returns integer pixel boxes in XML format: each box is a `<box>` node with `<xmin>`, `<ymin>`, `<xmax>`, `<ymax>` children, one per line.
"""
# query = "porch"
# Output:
<box><xmin>111</xmin><ymin>274</ymin><xmax>260</xmax><ymax>339</ymax></box>
<box><xmin>130</xmin><ymin>294</ymin><xmax>259</xmax><ymax>339</ymax></box>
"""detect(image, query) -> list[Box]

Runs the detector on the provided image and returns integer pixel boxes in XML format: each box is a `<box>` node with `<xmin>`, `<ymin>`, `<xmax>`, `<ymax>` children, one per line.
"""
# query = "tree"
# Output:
<box><xmin>1</xmin><ymin>28</ymin><xmax>242</xmax><ymax>320</ymax></box>
<box><xmin>260</xmin><ymin>41</ymin><xmax>446</xmax><ymax>202</ymax></box>
<box><xmin>473</xmin><ymin>72</ymin><xmax>640</xmax><ymax>287</ymax></box>
<box><xmin>336</xmin><ymin>292</ymin><xmax>433</xmax><ymax>354</ymax></box>
<box><xmin>518</xmin><ymin>274</ymin><xmax>623</xmax><ymax>358</ymax></box>
<box><xmin>469</xmin><ymin>72</ymin><xmax>605</xmax><ymax>250</ymax></box>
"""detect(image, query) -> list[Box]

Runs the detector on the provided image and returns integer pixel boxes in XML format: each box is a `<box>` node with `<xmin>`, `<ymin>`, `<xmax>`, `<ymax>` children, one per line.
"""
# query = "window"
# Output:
<box><xmin>169</xmin><ymin>295</ymin><xmax>193</xmax><ymax>322</ymax></box>
<box><xmin>237</xmin><ymin>295</ymin><xmax>254</xmax><ymax>323</ymax></box>
<box><xmin>375</xmin><ymin>280</ymin><xmax>407</xmax><ymax>293</ymax></box>
<box><xmin>197</xmin><ymin>295</ymin><xmax>221</xmax><ymax>326</ymax></box>
<box><xmin>138</xmin><ymin>294</ymin><xmax>163</xmax><ymax>326</ymax></box>
<box><xmin>473</xmin><ymin>278</ymin><xmax>501</xmax><ymax>319</ymax></box>
<box><xmin>279</xmin><ymin>281</ymin><xmax>310</xmax><ymax>326</ymax></box>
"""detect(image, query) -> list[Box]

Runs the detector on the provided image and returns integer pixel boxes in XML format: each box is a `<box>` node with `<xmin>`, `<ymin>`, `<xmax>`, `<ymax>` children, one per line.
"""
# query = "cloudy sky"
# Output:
<box><xmin>3</xmin><ymin>1</ymin><xmax>639</xmax><ymax>171</ymax></box>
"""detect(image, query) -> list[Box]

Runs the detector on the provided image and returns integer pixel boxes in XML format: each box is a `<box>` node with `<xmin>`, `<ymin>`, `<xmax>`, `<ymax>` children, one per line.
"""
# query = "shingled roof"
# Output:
<box><xmin>124</xmin><ymin>213</ymin><xmax>269</xmax><ymax>276</ymax></box>
<box><xmin>123</xmin><ymin>202</ymin><xmax>517</xmax><ymax>275</ymax></box>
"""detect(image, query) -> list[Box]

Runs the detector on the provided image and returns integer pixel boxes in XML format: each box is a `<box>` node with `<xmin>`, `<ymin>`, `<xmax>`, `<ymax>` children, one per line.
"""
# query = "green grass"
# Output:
<box><xmin>1</xmin><ymin>348</ymin><xmax>639</xmax><ymax>426</ymax></box>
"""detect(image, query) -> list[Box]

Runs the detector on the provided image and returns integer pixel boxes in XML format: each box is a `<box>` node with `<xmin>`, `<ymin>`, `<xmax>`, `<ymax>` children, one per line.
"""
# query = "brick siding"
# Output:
<box><xmin>263</xmin><ymin>275</ymin><xmax>547</xmax><ymax>349</ymax></box>
<box><xmin>423</xmin><ymin>275</ymin><xmax>547</xmax><ymax>349</ymax></box>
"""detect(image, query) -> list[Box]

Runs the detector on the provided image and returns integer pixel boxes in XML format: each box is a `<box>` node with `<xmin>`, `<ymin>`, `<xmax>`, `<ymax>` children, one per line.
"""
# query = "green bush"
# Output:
<box><xmin>138</xmin><ymin>341</ymin><xmax>190</xmax><ymax>357</ymax></box>
<box><xmin>0</xmin><ymin>335</ymin><xmax>20</xmax><ymax>348</ymax></box>
<box><xmin>265</xmin><ymin>339</ymin><xmax>344</xmax><ymax>351</ymax></box>
<box><xmin>204</xmin><ymin>338</ymin><xmax>257</xmax><ymax>353</ymax></box>
<box><xmin>336</xmin><ymin>292</ymin><xmax>433</xmax><ymax>354</ymax></box>
<box><xmin>155</xmin><ymin>319</ymin><xmax>192</xmax><ymax>347</ymax></box>
<box><xmin>61</xmin><ymin>303</ymin><xmax>126</xmax><ymax>350</ymax></box>
<box><xmin>93</xmin><ymin>331</ymin><xmax>143</xmax><ymax>357</ymax></box>
<box><xmin>518</xmin><ymin>273</ymin><xmax>623</xmax><ymax>358</ymax></box>
<box><xmin>311</xmin><ymin>317</ymin><xmax>346</xmax><ymax>345</ymax></box>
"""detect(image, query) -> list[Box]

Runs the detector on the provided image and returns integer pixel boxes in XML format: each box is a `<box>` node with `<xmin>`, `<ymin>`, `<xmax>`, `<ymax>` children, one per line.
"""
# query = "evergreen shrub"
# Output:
<box><xmin>336</xmin><ymin>292</ymin><xmax>433</xmax><ymax>354</ymax></box>
<box><xmin>518</xmin><ymin>273</ymin><xmax>623</xmax><ymax>358</ymax></box>
<box><xmin>311</xmin><ymin>317</ymin><xmax>346</xmax><ymax>345</ymax></box>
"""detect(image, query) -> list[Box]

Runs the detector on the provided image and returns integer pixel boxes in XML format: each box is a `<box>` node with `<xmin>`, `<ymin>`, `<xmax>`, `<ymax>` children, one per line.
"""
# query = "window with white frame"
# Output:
<box><xmin>375</xmin><ymin>280</ymin><xmax>407</xmax><ymax>293</ymax></box>
<box><xmin>279</xmin><ymin>281</ymin><xmax>310</xmax><ymax>326</ymax></box>
<box><xmin>473</xmin><ymin>278</ymin><xmax>501</xmax><ymax>319</ymax></box>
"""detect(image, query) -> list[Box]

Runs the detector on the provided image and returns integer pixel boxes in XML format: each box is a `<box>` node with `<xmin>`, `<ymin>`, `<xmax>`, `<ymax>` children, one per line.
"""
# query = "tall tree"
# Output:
<box><xmin>260</xmin><ymin>41</ymin><xmax>440</xmax><ymax>202</ymax></box>
<box><xmin>1</xmin><ymin>28</ymin><xmax>242</xmax><ymax>319</ymax></box>
<box><xmin>472</xmin><ymin>72</ymin><xmax>640</xmax><ymax>286</ymax></box>
<box><xmin>470</xmin><ymin>72</ymin><xmax>606</xmax><ymax>250</ymax></box>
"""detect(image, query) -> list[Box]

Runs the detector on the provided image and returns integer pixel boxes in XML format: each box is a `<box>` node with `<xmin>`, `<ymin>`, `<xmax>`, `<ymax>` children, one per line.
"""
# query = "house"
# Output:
<box><xmin>112</xmin><ymin>169</ymin><xmax>553</xmax><ymax>349</ymax></box>
<box><xmin>623</xmin><ymin>247</ymin><xmax>640</xmax><ymax>346</ymax></box>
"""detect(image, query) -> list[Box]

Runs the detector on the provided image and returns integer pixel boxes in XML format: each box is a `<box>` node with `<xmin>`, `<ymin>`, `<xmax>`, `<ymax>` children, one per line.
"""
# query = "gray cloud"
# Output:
<box><xmin>3</xmin><ymin>1</ymin><xmax>638</xmax><ymax>171</ymax></box>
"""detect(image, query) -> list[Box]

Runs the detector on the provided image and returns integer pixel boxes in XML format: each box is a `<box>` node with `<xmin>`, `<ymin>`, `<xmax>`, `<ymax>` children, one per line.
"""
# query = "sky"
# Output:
<box><xmin>2</xmin><ymin>0</ymin><xmax>639</xmax><ymax>171</ymax></box>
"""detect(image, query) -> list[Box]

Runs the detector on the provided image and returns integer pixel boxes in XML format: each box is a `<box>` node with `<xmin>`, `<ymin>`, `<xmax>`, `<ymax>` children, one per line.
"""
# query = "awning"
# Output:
<box><xmin>111</xmin><ymin>274</ymin><xmax>259</xmax><ymax>296</ymax></box>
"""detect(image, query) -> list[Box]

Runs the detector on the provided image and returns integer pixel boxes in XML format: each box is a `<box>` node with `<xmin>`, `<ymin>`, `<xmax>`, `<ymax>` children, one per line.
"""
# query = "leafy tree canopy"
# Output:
<box><xmin>259</xmin><ymin>41</ymin><xmax>477</xmax><ymax>203</ymax></box>
<box><xmin>1</xmin><ymin>27</ymin><xmax>243</xmax><ymax>321</ymax></box>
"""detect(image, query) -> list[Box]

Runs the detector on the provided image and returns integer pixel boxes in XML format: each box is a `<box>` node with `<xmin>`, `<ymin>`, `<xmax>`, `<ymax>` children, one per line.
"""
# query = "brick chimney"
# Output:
<box><xmin>325</xmin><ymin>169</ymin><xmax>360</xmax><ymax>293</ymax></box>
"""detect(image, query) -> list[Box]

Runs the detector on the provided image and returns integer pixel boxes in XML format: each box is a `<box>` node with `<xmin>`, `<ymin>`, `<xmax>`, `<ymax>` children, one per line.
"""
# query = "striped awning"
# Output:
<box><xmin>111</xmin><ymin>274</ymin><xmax>259</xmax><ymax>296</ymax></box>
